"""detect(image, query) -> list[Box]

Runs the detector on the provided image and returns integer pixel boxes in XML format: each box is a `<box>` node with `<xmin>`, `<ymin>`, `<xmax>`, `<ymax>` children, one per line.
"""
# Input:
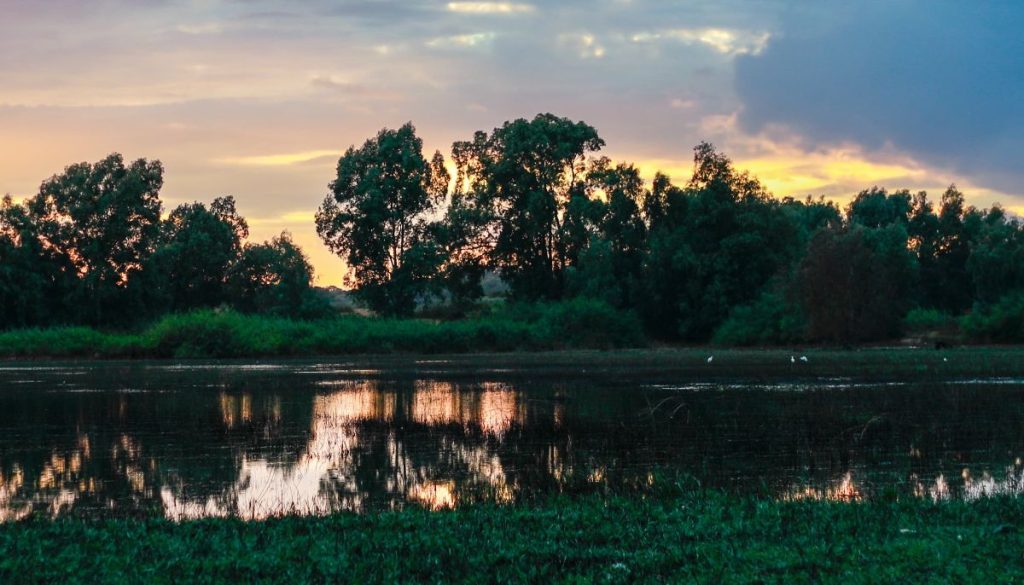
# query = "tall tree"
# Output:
<box><xmin>25</xmin><ymin>153</ymin><xmax>163</xmax><ymax>325</ymax></box>
<box><xmin>451</xmin><ymin>113</ymin><xmax>605</xmax><ymax>299</ymax></box>
<box><xmin>566</xmin><ymin>159</ymin><xmax>648</xmax><ymax>307</ymax></box>
<box><xmin>316</xmin><ymin>123</ymin><xmax>449</xmax><ymax>316</ymax></box>
<box><xmin>798</xmin><ymin>225</ymin><xmax>915</xmax><ymax>343</ymax></box>
<box><xmin>966</xmin><ymin>206</ymin><xmax>1024</xmax><ymax>305</ymax></box>
<box><xmin>846</xmin><ymin>187</ymin><xmax>912</xmax><ymax>228</ymax></box>
<box><xmin>0</xmin><ymin>196</ymin><xmax>62</xmax><ymax>327</ymax></box>
<box><xmin>641</xmin><ymin>143</ymin><xmax>799</xmax><ymax>340</ymax></box>
<box><xmin>146</xmin><ymin>196</ymin><xmax>249</xmax><ymax>312</ymax></box>
<box><xmin>229</xmin><ymin>233</ymin><xmax>324</xmax><ymax>317</ymax></box>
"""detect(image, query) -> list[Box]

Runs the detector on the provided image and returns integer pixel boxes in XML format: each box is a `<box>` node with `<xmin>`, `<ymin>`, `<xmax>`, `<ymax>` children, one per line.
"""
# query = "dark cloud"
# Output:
<box><xmin>735</xmin><ymin>1</ymin><xmax>1024</xmax><ymax>193</ymax></box>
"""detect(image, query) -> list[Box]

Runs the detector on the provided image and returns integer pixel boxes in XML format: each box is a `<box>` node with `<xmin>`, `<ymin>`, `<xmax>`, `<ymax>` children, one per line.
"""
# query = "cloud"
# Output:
<box><xmin>559</xmin><ymin>33</ymin><xmax>605</xmax><ymax>59</ymax></box>
<box><xmin>216</xmin><ymin>150</ymin><xmax>339</xmax><ymax>167</ymax></box>
<box><xmin>734</xmin><ymin>1</ymin><xmax>1024</xmax><ymax>195</ymax></box>
<box><xmin>631</xmin><ymin>27</ymin><xmax>770</xmax><ymax>56</ymax></box>
<box><xmin>426</xmin><ymin>32</ymin><xmax>497</xmax><ymax>49</ymax></box>
<box><xmin>248</xmin><ymin>210</ymin><xmax>317</xmax><ymax>226</ymax></box>
<box><xmin>446</xmin><ymin>2</ymin><xmax>535</xmax><ymax>14</ymax></box>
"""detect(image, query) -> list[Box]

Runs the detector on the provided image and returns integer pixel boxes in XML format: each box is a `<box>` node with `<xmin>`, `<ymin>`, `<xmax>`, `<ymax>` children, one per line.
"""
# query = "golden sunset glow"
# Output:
<box><xmin>1</xmin><ymin>1</ymin><xmax>1018</xmax><ymax>290</ymax></box>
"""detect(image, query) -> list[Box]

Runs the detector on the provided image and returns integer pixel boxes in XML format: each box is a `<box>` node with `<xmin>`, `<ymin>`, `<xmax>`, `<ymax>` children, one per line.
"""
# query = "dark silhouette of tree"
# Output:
<box><xmin>6</xmin><ymin>117</ymin><xmax>1024</xmax><ymax>345</ymax></box>
<box><xmin>566</xmin><ymin>160</ymin><xmax>647</xmax><ymax>307</ymax></box>
<box><xmin>0</xmin><ymin>196</ymin><xmax>61</xmax><ymax>327</ymax></box>
<box><xmin>798</xmin><ymin>225</ymin><xmax>915</xmax><ymax>343</ymax></box>
<box><xmin>640</xmin><ymin>143</ymin><xmax>799</xmax><ymax>340</ymax></box>
<box><xmin>145</xmin><ymin>196</ymin><xmax>249</xmax><ymax>312</ymax></box>
<box><xmin>229</xmin><ymin>233</ymin><xmax>324</xmax><ymax>317</ymax></box>
<box><xmin>967</xmin><ymin>206</ymin><xmax>1024</xmax><ymax>305</ymax></box>
<box><xmin>846</xmin><ymin>187</ymin><xmax>911</xmax><ymax>229</ymax></box>
<box><xmin>316</xmin><ymin>123</ymin><xmax>448</xmax><ymax>316</ymax></box>
<box><xmin>451</xmin><ymin>113</ymin><xmax>605</xmax><ymax>300</ymax></box>
<box><xmin>24</xmin><ymin>154</ymin><xmax>164</xmax><ymax>325</ymax></box>
<box><xmin>908</xmin><ymin>186</ymin><xmax>977</xmax><ymax>313</ymax></box>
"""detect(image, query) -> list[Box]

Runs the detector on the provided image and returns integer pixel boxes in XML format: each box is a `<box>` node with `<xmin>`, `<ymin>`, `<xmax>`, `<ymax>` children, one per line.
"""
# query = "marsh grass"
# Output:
<box><xmin>0</xmin><ymin>299</ymin><xmax>645</xmax><ymax>359</ymax></box>
<box><xmin>2</xmin><ymin>491</ymin><xmax>1023</xmax><ymax>583</ymax></box>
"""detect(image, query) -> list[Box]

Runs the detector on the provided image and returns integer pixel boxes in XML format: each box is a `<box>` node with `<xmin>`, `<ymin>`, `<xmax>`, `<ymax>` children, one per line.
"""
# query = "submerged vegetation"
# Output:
<box><xmin>2</xmin><ymin>491</ymin><xmax>1023</xmax><ymax>583</ymax></box>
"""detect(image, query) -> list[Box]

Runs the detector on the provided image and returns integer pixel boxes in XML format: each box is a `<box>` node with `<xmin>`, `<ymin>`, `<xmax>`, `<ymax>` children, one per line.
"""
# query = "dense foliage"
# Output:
<box><xmin>315</xmin><ymin>114</ymin><xmax>1024</xmax><ymax>343</ymax></box>
<box><xmin>4</xmin><ymin>114</ymin><xmax>1024</xmax><ymax>343</ymax></box>
<box><xmin>0</xmin><ymin>155</ymin><xmax>325</xmax><ymax>328</ymax></box>
<box><xmin>3</xmin><ymin>492</ymin><xmax>1024</xmax><ymax>583</ymax></box>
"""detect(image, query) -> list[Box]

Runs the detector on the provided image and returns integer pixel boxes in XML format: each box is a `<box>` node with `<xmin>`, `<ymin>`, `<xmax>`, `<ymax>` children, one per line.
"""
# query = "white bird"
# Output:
<box><xmin>706</xmin><ymin>356</ymin><xmax>714</xmax><ymax>363</ymax></box>
<box><xmin>943</xmin><ymin>357</ymin><xmax>948</xmax><ymax>362</ymax></box>
<box><xmin>790</xmin><ymin>356</ymin><xmax>795</xmax><ymax>363</ymax></box>
<box><xmin>799</xmin><ymin>356</ymin><xmax>809</xmax><ymax>363</ymax></box>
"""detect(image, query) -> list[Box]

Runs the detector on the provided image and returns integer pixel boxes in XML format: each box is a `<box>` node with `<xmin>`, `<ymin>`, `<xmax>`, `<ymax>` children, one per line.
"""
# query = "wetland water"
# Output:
<box><xmin>1</xmin><ymin>359</ymin><xmax>1023</xmax><ymax>520</ymax></box>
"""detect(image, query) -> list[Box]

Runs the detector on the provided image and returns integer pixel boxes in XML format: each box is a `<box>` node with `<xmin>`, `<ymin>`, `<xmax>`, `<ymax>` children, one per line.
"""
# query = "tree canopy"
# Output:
<box><xmin>6</xmin><ymin>114</ymin><xmax>1024</xmax><ymax>346</ymax></box>
<box><xmin>0</xmin><ymin>155</ymin><xmax>325</xmax><ymax>328</ymax></box>
<box><xmin>315</xmin><ymin>122</ymin><xmax>448</xmax><ymax>316</ymax></box>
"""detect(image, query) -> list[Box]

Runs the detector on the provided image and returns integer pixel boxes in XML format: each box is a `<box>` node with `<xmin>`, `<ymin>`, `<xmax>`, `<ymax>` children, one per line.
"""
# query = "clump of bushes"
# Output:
<box><xmin>962</xmin><ymin>292</ymin><xmax>1024</xmax><ymax>342</ymax></box>
<box><xmin>0</xmin><ymin>327</ymin><xmax>144</xmax><ymax>358</ymax></box>
<box><xmin>0</xmin><ymin>299</ymin><xmax>645</xmax><ymax>359</ymax></box>
<box><xmin>903</xmin><ymin>308</ymin><xmax>959</xmax><ymax>335</ymax></box>
<box><xmin>712</xmin><ymin>290</ymin><xmax>807</xmax><ymax>346</ymax></box>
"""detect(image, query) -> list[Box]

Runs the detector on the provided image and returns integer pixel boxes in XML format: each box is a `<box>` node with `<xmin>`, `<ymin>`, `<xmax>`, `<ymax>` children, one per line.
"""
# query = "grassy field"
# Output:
<box><xmin>2</xmin><ymin>492</ymin><xmax>1022</xmax><ymax>583</ymax></box>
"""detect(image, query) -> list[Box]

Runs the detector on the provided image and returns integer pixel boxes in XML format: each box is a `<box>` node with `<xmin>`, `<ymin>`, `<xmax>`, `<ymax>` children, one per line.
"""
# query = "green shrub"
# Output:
<box><xmin>0</xmin><ymin>327</ymin><xmax>142</xmax><ymax>358</ymax></box>
<box><xmin>712</xmin><ymin>290</ymin><xmax>806</xmax><ymax>346</ymax></box>
<box><xmin>962</xmin><ymin>292</ymin><xmax>1024</xmax><ymax>342</ymax></box>
<box><xmin>903</xmin><ymin>308</ymin><xmax>958</xmax><ymax>334</ymax></box>
<box><xmin>50</xmin><ymin>300</ymin><xmax>645</xmax><ymax>359</ymax></box>
<box><xmin>525</xmin><ymin>298</ymin><xmax>645</xmax><ymax>349</ymax></box>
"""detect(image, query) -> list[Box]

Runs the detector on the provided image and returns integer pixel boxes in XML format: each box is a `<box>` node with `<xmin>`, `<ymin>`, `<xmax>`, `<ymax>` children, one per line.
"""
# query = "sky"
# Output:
<box><xmin>1</xmin><ymin>0</ymin><xmax>1021</xmax><ymax>286</ymax></box>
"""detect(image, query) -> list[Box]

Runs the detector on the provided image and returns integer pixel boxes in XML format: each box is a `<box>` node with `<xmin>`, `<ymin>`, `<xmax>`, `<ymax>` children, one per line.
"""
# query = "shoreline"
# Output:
<box><xmin>3</xmin><ymin>346</ymin><xmax>1024</xmax><ymax>382</ymax></box>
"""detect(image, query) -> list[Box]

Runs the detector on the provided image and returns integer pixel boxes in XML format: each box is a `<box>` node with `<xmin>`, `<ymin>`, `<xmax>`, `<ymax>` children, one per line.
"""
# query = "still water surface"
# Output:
<box><xmin>1</xmin><ymin>360</ymin><xmax>1023</xmax><ymax>520</ymax></box>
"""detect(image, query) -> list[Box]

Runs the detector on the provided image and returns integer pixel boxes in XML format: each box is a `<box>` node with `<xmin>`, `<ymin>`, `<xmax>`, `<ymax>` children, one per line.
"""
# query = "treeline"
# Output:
<box><xmin>314</xmin><ymin>114</ymin><xmax>1024</xmax><ymax>344</ymax></box>
<box><xmin>0</xmin><ymin>154</ymin><xmax>326</xmax><ymax>328</ymax></box>
<box><xmin>4</xmin><ymin>113</ymin><xmax>1024</xmax><ymax>345</ymax></box>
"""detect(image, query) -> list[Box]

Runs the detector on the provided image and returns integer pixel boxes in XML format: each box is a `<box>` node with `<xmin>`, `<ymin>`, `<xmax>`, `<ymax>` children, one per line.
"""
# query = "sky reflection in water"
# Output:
<box><xmin>1</xmin><ymin>363</ymin><xmax>1023</xmax><ymax>520</ymax></box>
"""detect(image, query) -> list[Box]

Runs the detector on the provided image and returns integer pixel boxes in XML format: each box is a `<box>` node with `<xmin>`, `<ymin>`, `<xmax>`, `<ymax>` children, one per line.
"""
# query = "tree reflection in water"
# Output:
<box><xmin>2</xmin><ymin>364</ymin><xmax>1024</xmax><ymax>519</ymax></box>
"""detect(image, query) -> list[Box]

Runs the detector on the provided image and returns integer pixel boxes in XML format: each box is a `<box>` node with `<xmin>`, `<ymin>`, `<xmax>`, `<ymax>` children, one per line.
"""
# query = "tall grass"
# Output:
<box><xmin>0</xmin><ymin>298</ymin><xmax>646</xmax><ymax>359</ymax></box>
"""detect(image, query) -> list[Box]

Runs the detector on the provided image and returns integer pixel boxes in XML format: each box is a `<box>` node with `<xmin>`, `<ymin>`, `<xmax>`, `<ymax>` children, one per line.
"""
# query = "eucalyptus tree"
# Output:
<box><xmin>316</xmin><ymin>123</ymin><xmax>448</xmax><ymax>315</ymax></box>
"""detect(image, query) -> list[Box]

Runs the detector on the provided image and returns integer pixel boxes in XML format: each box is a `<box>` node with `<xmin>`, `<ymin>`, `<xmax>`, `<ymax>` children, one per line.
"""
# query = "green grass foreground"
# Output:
<box><xmin>0</xmin><ymin>300</ymin><xmax>645</xmax><ymax>359</ymax></box>
<box><xmin>2</xmin><ymin>494</ymin><xmax>1023</xmax><ymax>583</ymax></box>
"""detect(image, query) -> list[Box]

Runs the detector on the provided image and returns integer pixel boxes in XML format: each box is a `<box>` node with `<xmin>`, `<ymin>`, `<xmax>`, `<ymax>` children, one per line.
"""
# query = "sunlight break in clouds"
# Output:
<box><xmin>446</xmin><ymin>2</ymin><xmax>535</xmax><ymax>14</ymax></box>
<box><xmin>559</xmin><ymin>33</ymin><xmax>605</xmax><ymax>59</ymax></box>
<box><xmin>632</xmin><ymin>28</ymin><xmax>771</xmax><ymax>56</ymax></box>
<box><xmin>427</xmin><ymin>32</ymin><xmax>497</xmax><ymax>49</ymax></box>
